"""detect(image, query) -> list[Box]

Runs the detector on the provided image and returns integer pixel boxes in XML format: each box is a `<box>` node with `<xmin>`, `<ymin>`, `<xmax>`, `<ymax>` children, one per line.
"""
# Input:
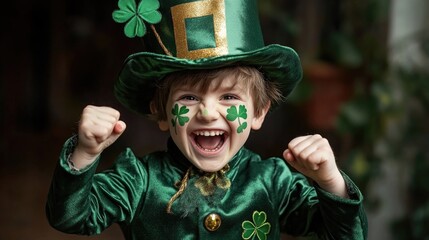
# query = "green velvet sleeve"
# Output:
<box><xmin>275</xmin><ymin>159</ymin><xmax>367</xmax><ymax>239</ymax></box>
<box><xmin>313</xmin><ymin>173</ymin><xmax>368</xmax><ymax>239</ymax></box>
<box><xmin>46</xmin><ymin>137</ymin><xmax>148</xmax><ymax>235</ymax></box>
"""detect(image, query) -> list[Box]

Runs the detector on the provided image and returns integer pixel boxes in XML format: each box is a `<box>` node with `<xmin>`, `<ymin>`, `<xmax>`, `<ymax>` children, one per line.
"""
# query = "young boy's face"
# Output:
<box><xmin>157</xmin><ymin>74</ymin><xmax>268</xmax><ymax>172</ymax></box>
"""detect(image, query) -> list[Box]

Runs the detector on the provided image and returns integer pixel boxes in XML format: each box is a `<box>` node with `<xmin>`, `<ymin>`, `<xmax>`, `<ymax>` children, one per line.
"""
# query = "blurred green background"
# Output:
<box><xmin>1</xmin><ymin>0</ymin><xmax>428</xmax><ymax>239</ymax></box>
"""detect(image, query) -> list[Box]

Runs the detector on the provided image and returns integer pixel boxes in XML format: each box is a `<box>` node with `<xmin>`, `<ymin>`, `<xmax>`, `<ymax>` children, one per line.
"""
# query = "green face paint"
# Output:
<box><xmin>202</xmin><ymin>109</ymin><xmax>209</xmax><ymax>116</ymax></box>
<box><xmin>226</xmin><ymin>105</ymin><xmax>248</xmax><ymax>133</ymax></box>
<box><xmin>171</xmin><ymin>103</ymin><xmax>190</xmax><ymax>134</ymax></box>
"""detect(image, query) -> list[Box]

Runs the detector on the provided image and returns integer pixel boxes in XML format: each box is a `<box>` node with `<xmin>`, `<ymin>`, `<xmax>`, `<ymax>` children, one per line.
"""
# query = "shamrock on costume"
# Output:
<box><xmin>242</xmin><ymin>211</ymin><xmax>271</xmax><ymax>240</ymax></box>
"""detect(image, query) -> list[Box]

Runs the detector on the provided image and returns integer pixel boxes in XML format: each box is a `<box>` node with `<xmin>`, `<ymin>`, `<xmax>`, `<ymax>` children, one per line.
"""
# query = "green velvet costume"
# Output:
<box><xmin>46</xmin><ymin>137</ymin><xmax>367</xmax><ymax>239</ymax></box>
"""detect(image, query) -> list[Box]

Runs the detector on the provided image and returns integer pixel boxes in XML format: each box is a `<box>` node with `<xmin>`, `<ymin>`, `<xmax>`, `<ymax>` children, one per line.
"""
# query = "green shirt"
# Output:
<box><xmin>46</xmin><ymin>137</ymin><xmax>367</xmax><ymax>239</ymax></box>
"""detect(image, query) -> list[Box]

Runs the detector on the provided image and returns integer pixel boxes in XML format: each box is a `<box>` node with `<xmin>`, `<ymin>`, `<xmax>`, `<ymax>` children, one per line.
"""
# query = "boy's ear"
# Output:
<box><xmin>150</xmin><ymin>101</ymin><xmax>170</xmax><ymax>131</ymax></box>
<box><xmin>158</xmin><ymin>120</ymin><xmax>170</xmax><ymax>131</ymax></box>
<box><xmin>251</xmin><ymin>102</ymin><xmax>271</xmax><ymax>130</ymax></box>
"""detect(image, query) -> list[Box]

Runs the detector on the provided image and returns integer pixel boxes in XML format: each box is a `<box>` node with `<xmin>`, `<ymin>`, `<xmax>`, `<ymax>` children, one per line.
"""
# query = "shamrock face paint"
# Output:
<box><xmin>226</xmin><ymin>105</ymin><xmax>248</xmax><ymax>133</ymax></box>
<box><xmin>171</xmin><ymin>103</ymin><xmax>190</xmax><ymax>134</ymax></box>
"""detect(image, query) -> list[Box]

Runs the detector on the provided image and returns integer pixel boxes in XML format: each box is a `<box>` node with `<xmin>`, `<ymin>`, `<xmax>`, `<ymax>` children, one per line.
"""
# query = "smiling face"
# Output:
<box><xmin>156</xmin><ymin>69</ymin><xmax>270</xmax><ymax>172</ymax></box>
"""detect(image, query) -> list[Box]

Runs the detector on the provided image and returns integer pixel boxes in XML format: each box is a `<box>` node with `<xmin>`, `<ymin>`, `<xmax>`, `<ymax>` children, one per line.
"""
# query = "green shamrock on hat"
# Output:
<box><xmin>242</xmin><ymin>211</ymin><xmax>271</xmax><ymax>240</ymax></box>
<box><xmin>112</xmin><ymin>0</ymin><xmax>162</xmax><ymax>38</ymax></box>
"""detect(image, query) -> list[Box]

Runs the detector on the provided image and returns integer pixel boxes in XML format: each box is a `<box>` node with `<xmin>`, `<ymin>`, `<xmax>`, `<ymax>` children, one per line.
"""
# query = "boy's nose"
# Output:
<box><xmin>198</xmin><ymin>103</ymin><xmax>220</xmax><ymax>122</ymax></box>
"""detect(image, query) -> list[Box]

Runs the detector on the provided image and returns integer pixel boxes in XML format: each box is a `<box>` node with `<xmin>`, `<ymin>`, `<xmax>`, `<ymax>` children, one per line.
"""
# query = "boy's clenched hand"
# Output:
<box><xmin>283</xmin><ymin>134</ymin><xmax>348</xmax><ymax>198</ymax></box>
<box><xmin>71</xmin><ymin>105</ymin><xmax>126</xmax><ymax>169</ymax></box>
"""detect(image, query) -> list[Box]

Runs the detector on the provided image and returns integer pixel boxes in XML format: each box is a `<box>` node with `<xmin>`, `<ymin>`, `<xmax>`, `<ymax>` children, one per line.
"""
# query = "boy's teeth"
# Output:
<box><xmin>195</xmin><ymin>130</ymin><xmax>224</xmax><ymax>136</ymax></box>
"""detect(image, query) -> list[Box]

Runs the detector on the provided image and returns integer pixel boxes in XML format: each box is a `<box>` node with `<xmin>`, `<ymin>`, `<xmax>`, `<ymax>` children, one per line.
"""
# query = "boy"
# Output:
<box><xmin>47</xmin><ymin>0</ymin><xmax>367</xmax><ymax>239</ymax></box>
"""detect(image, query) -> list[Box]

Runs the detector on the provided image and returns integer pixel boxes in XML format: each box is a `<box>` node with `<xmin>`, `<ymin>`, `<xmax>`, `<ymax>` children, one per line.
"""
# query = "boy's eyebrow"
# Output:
<box><xmin>218</xmin><ymin>83</ymin><xmax>247</xmax><ymax>93</ymax></box>
<box><xmin>172</xmin><ymin>80</ymin><xmax>247</xmax><ymax>95</ymax></box>
<box><xmin>171</xmin><ymin>87</ymin><xmax>196</xmax><ymax>93</ymax></box>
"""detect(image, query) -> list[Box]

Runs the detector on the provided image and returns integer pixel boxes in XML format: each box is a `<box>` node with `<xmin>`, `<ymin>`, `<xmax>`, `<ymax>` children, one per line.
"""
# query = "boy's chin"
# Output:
<box><xmin>191</xmin><ymin>160</ymin><xmax>229</xmax><ymax>173</ymax></box>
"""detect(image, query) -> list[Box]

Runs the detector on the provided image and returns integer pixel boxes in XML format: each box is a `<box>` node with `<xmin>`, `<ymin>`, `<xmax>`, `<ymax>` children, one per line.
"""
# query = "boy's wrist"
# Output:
<box><xmin>70</xmin><ymin>146</ymin><xmax>100</xmax><ymax>170</ymax></box>
<box><xmin>316</xmin><ymin>171</ymin><xmax>349</xmax><ymax>199</ymax></box>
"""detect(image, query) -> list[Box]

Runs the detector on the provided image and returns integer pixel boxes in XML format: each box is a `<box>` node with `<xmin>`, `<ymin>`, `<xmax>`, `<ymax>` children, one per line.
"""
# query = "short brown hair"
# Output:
<box><xmin>150</xmin><ymin>66</ymin><xmax>283</xmax><ymax>121</ymax></box>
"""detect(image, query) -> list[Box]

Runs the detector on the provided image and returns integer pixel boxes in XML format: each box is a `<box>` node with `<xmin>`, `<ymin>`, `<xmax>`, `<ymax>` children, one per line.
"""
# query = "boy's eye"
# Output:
<box><xmin>180</xmin><ymin>95</ymin><xmax>198</xmax><ymax>101</ymax></box>
<box><xmin>222</xmin><ymin>95</ymin><xmax>238</xmax><ymax>100</ymax></box>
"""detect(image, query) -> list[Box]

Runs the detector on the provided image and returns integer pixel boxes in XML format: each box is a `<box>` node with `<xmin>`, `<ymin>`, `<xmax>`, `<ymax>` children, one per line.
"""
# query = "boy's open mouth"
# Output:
<box><xmin>192</xmin><ymin>130</ymin><xmax>226</xmax><ymax>152</ymax></box>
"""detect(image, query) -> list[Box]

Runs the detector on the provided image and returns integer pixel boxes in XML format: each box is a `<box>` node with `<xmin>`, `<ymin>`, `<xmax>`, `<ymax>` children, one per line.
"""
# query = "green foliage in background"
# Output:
<box><xmin>388</xmin><ymin>34</ymin><xmax>429</xmax><ymax>239</ymax></box>
<box><xmin>329</xmin><ymin>1</ymin><xmax>429</xmax><ymax>238</ymax></box>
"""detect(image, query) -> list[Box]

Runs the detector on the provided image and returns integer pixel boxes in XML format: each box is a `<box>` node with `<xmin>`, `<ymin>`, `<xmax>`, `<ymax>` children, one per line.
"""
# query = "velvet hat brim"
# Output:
<box><xmin>114</xmin><ymin>44</ymin><xmax>302</xmax><ymax>115</ymax></box>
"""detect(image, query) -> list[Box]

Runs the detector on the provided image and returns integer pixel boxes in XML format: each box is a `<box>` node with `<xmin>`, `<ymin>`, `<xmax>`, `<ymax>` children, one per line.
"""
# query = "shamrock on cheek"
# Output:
<box><xmin>171</xmin><ymin>103</ymin><xmax>190</xmax><ymax>134</ymax></box>
<box><xmin>226</xmin><ymin>105</ymin><xmax>248</xmax><ymax>133</ymax></box>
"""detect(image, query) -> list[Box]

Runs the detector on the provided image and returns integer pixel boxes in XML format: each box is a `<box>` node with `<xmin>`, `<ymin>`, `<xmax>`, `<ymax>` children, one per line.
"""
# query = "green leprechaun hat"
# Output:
<box><xmin>112</xmin><ymin>0</ymin><xmax>302</xmax><ymax>115</ymax></box>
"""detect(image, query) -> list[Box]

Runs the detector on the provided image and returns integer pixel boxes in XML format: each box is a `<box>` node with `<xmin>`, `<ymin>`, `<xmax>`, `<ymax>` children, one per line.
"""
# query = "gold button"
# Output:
<box><xmin>204</xmin><ymin>213</ymin><xmax>221</xmax><ymax>231</ymax></box>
